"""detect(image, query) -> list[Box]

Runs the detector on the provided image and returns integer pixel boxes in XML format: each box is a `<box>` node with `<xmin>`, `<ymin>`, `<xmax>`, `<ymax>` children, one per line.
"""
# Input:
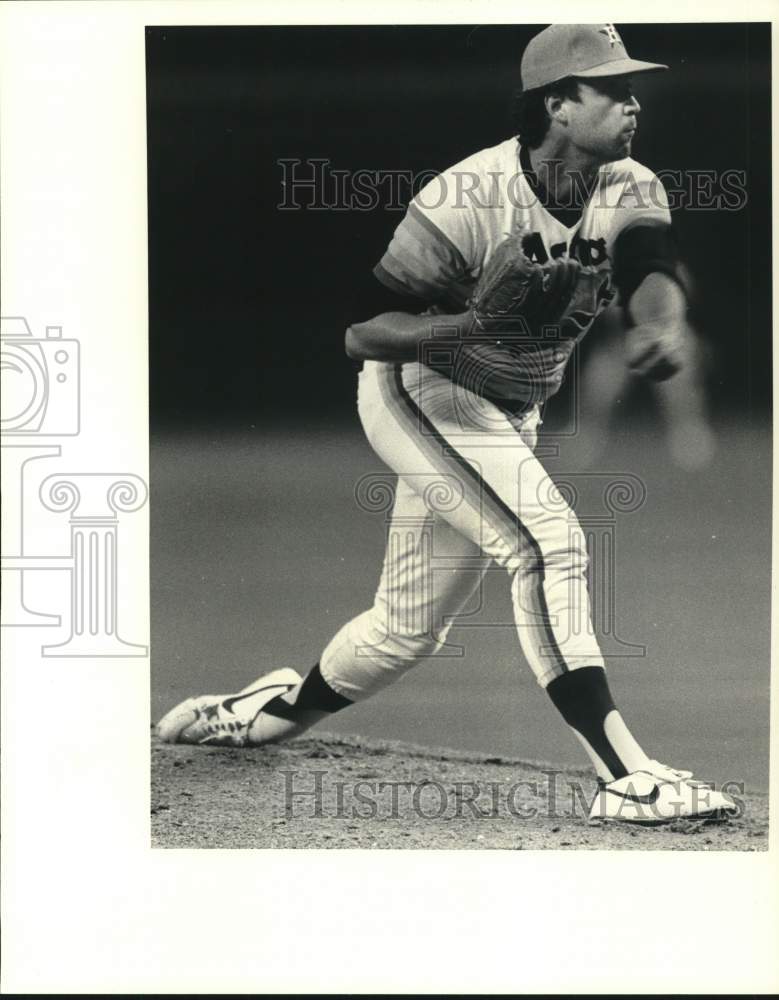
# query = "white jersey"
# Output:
<box><xmin>374</xmin><ymin>136</ymin><xmax>672</xmax><ymax>402</ymax></box>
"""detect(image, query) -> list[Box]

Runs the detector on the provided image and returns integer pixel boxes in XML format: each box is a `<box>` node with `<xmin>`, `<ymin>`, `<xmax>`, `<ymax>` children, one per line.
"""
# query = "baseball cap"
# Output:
<box><xmin>521</xmin><ymin>24</ymin><xmax>667</xmax><ymax>91</ymax></box>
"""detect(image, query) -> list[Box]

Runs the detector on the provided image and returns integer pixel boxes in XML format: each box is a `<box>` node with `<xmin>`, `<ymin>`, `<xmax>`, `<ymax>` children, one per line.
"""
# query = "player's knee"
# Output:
<box><xmin>378</xmin><ymin>625</ymin><xmax>442</xmax><ymax>663</ymax></box>
<box><xmin>346</xmin><ymin>606</ymin><xmax>443</xmax><ymax>663</ymax></box>
<box><xmin>543</xmin><ymin>507</ymin><xmax>586</xmax><ymax>550</ymax></box>
<box><xmin>546</xmin><ymin>535</ymin><xmax>589</xmax><ymax>574</ymax></box>
<box><xmin>569</xmin><ymin>523</ymin><xmax>589</xmax><ymax>569</ymax></box>
<box><xmin>526</xmin><ymin>513</ymin><xmax>589</xmax><ymax>576</ymax></box>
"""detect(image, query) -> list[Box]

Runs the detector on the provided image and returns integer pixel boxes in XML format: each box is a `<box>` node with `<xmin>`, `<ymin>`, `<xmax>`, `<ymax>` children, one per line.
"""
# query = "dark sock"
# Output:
<box><xmin>546</xmin><ymin>666</ymin><xmax>632</xmax><ymax>780</ymax></box>
<box><xmin>261</xmin><ymin>663</ymin><xmax>353</xmax><ymax>721</ymax></box>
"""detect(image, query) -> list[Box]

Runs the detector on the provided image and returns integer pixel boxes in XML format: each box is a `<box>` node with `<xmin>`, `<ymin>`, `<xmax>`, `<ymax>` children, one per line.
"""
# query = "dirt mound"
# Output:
<box><xmin>152</xmin><ymin>731</ymin><xmax>768</xmax><ymax>850</ymax></box>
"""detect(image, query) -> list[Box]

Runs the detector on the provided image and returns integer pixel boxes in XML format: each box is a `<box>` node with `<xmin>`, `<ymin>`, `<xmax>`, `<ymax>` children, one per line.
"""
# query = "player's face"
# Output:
<box><xmin>565</xmin><ymin>76</ymin><xmax>641</xmax><ymax>163</ymax></box>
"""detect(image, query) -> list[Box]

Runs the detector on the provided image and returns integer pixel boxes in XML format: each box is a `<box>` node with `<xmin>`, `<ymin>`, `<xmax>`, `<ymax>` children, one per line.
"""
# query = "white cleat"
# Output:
<box><xmin>156</xmin><ymin>667</ymin><xmax>302</xmax><ymax>746</ymax></box>
<box><xmin>589</xmin><ymin>760</ymin><xmax>738</xmax><ymax>825</ymax></box>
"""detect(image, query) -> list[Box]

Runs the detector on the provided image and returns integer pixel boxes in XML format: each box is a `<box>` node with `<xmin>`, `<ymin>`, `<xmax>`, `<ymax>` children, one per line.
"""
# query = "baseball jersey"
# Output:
<box><xmin>374</xmin><ymin>136</ymin><xmax>672</xmax><ymax>403</ymax></box>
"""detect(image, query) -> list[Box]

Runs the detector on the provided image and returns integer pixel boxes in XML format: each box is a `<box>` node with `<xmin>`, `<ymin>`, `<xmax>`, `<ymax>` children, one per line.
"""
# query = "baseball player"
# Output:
<box><xmin>159</xmin><ymin>24</ymin><xmax>735</xmax><ymax>825</ymax></box>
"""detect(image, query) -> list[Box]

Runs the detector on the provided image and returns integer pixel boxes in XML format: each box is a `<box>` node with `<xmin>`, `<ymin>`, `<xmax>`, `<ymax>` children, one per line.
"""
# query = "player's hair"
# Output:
<box><xmin>512</xmin><ymin>77</ymin><xmax>582</xmax><ymax>148</ymax></box>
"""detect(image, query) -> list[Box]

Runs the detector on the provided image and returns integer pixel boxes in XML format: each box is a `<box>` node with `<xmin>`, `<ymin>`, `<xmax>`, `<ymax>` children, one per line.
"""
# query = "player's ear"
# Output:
<box><xmin>544</xmin><ymin>92</ymin><xmax>568</xmax><ymax>127</ymax></box>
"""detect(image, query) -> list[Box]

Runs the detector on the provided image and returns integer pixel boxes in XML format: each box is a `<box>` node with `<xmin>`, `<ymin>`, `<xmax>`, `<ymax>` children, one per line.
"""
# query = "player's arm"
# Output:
<box><xmin>346</xmin><ymin>309</ymin><xmax>471</xmax><ymax>362</ymax></box>
<box><xmin>623</xmin><ymin>271</ymin><xmax>690</xmax><ymax>380</ymax></box>
<box><xmin>614</xmin><ymin>222</ymin><xmax>692</xmax><ymax>381</ymax></box>
<box><xmin>344</xmin><ymin>267</ymin><xmax>472</xmax><ymax>362</ymax></box>
<box><xmin>347</xmin><ymin>170</ymin><xmax>484</xmax><ymax>364</ymax></box>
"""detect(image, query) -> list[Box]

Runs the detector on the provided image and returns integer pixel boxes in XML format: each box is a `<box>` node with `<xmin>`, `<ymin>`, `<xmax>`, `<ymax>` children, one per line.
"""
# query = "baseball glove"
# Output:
<box><xmin>424</xmin><ymin>233</ymin><xmax>614</xmax><ymax>409</ymax></box>
<box><xmin>470</xmin><ymin>232</ymin><xmax>582</xmax><ymax>334</ymax></box>
<box><xmin>428</xmin><ymin>232</ymin><xmax>585</xmax><ymax>408</ymax></box>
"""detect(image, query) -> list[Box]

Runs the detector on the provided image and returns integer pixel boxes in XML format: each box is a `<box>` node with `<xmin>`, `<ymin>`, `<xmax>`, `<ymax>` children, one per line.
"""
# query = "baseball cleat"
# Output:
<box><xmin>156</xmin><ymin>667</ymin><xmax>302</xmax><ymax>746</ymax></box>
<box><xmin>589</xmin><ymin>760</ymin><xmax>737</xmax><ymax>825</ymax></box>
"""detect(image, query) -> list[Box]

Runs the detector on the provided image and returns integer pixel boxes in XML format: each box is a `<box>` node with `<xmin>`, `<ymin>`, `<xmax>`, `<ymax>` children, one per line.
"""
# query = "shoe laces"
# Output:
<box><xmin>199</xmin><ymin>717</ymin><xmax>248</xmax><ymax>740</ymax></box>
<box><xmin>645</xmin><ymin>759</ymin><xmax>694</xmax><ymax>782</ymax></box>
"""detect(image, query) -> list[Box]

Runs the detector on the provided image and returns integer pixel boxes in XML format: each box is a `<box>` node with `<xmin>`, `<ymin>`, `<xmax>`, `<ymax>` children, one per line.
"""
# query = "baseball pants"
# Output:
<box><xmin>319</xmin><ymin>360</ymin><xmax>604</xmax><ymax>699</ymax></box>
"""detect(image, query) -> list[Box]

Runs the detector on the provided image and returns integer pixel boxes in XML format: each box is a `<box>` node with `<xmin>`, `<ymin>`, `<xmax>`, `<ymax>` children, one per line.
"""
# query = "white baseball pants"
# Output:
<box><xmin>320</xmin><ymin>360</ymin><xmax>604</xmax><ymax>699</ymax></box>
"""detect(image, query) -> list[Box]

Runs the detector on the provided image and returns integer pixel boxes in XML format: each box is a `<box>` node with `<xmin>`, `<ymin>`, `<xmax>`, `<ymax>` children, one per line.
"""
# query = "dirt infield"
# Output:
<box><xmin>151</xmin><ymin>731</ymin><xmax>768</xmax><ymax>850</ymax></box>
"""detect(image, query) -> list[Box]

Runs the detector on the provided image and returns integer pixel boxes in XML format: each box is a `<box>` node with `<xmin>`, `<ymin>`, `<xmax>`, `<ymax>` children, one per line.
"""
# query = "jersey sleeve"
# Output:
<box><xmin>612</xmin><ymin>222</ymin><xmax>684</xmax><ymax>305</ymax></box>
<box><xmin>605</xmin><ymin>169</ymin><xmax>672</xmax><ymax>251</ymax></box>
<box><xmin>604</xmin><ymin>169</ymin><xmax>683</xmax><ymax>305</ymax></box>
<box><xmin>374</xmin><ymin>167</ymin><xmax>485</xmax><ymax>307</ymax></box>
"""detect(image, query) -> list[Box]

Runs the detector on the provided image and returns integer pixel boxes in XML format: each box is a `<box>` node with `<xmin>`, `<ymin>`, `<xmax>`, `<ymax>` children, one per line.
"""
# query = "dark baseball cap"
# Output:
<box><xmin>521</xmin><ymin>23</ymin><xmax>668</xmax><ymax>91</ymax></box>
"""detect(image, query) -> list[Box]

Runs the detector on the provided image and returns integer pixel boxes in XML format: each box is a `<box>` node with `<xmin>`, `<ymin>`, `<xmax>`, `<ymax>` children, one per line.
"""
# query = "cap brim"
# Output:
<box><xmin>574</xmin><ymin>58</ymin><xmax>668</xmax><ymax>78</ymax></box>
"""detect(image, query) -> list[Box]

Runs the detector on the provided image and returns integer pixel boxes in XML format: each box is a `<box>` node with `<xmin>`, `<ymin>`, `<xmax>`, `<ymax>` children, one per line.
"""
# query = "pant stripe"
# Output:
<box><xmin>379</xmin><ymin>363</ymin><xmax>569</xmax><ymax>676</ymax></box>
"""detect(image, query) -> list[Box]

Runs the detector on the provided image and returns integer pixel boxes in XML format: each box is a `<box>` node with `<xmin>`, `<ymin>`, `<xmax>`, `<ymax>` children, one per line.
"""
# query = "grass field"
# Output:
<box><xmin>151</xmin><ymin>416</ymin><xmax>771</xmax><ymax>847</ymax></box>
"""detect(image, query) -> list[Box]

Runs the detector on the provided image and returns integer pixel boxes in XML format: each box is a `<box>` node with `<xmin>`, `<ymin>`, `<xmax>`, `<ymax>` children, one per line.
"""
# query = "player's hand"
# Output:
<box><xmin>625</xmin><ymin>317</ymin><xmax>688</xmax><ymax>381</ymax></box>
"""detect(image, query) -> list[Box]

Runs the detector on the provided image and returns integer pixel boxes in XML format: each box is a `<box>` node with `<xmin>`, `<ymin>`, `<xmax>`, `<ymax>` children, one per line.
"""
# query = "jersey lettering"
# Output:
<box><xmin>514</xmin><ymin>231</ymin><xmax>616</xmax><ymax>340</ymax></box>
<box><xmin>520</xmin><ymin>231</ymin><xmax>549</xmax><ymax>263</ymax></box>
<box><xmin>570</xmin><ymin>234</ymin><xmax>609</xmax><ymax>267</ymax></box>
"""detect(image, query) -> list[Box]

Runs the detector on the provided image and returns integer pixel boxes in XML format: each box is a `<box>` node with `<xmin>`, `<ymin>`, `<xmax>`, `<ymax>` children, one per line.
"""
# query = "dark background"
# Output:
<box><xmin>146</xmin><ymin>23</ymin><xmax>772</xmax><ymax>429</ymax></box>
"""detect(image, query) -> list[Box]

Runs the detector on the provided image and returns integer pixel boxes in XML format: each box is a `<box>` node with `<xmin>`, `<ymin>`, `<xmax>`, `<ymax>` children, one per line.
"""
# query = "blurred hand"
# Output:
<box><xmin>625</xmin><ymin>317</ymin><xmax>688</xmax><ymax>381</ymax></box>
